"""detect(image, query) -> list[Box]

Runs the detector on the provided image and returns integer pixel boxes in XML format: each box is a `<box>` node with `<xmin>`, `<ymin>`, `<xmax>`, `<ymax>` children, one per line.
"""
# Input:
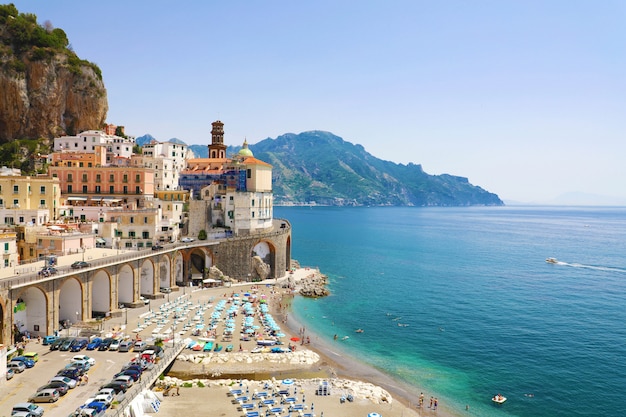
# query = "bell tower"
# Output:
<box><xmin>208</xmin><ymin>120</ymin><xmax>227</xmax><ymax>159</ymax></box>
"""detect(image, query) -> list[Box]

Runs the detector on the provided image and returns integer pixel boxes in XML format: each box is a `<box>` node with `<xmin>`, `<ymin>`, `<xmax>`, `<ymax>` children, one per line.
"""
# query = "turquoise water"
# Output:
<box><xmin>275</xmin><ymin>206</ymin><xmax>626</xmax><ymax>417</ymax></box>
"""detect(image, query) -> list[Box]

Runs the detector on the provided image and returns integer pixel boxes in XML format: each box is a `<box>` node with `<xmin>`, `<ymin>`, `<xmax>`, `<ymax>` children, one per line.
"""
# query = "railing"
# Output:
<box><xmin>104</xmin><ymin>341</ymin><xmax>186</xmax><ymax>417</ymax></box>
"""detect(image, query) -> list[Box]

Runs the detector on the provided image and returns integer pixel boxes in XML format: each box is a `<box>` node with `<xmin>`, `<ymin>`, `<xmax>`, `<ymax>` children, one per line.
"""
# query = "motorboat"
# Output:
<box><xmin>492</xmin><ymin>394</ymin><xmax>507</xmax><ymax>404</ymax></box>
<box><xmin>545</xmin><ymin>257</ymin><xmax>558</xmax><ymax>264</ymax></box>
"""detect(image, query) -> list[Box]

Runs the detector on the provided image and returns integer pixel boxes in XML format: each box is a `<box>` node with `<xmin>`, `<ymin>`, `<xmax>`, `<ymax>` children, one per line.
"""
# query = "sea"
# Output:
<box><xmin>274</xmin><ymin>206</ymin><xmax>626</xmax><ymax>417</ymax></box>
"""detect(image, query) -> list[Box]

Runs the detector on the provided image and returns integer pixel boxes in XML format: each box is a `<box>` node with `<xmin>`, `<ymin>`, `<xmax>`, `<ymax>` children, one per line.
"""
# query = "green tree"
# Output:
<box><xmin>198</xmin><ymin>230</ymin><xmax>207</xmax><ymax>240</ymax></box>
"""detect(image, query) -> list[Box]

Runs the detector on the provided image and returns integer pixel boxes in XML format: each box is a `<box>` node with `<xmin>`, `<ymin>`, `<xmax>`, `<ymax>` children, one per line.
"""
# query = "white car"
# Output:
<box><xmin>84</xmin><ymin>393</ymin><xmax>114</xmax><ymax>408</ymax></box>
<box><xmin>50</xmin><ymin>375</ymin><xmax>78</xmax><ymax>389</ymax></box>
<box><xmin>109</xmin><ymin>339</ymin><xmax>121</xmax><ymax>351</ymax></box>
<box><xmin>72</xmin><ymin>354</ymin><xmax>96</xmax><ymax>366</ymax></box>
<box><xmin>113</xmin><ymin>374</ymin><xmax>134</xmax><ymax>387</ymax></box>
<box><xmin>181</xmin><ymin>237</ymin><xmax>195</xmax><ymax>243</ymax></box>
<box><xmin>97</xmin><ymin>388</ymin><xmax>117</xmax><ymax>398</ymax></box>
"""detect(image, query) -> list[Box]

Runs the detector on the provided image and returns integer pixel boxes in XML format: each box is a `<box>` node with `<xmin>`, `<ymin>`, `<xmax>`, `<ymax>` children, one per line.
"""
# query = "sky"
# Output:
<box><xmin>10</xmin><ymin>1</ymin><xmax>626</xmax><ymax>204</ymax></box>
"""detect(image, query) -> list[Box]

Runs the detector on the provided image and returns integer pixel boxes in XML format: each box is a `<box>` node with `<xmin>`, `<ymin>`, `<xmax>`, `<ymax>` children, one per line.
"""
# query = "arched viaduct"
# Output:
<box><xmin>0</xmin><ymin>219</ymin><xmax>291</xmax><ymax>345</ymax></box>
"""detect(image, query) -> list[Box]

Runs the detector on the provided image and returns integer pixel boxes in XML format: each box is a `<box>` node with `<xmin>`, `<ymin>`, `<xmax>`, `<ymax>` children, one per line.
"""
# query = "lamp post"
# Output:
<box><xmin>75</xmin><ymin>311</ymin><xmax>79</xmax><ymax>324</ymax></box>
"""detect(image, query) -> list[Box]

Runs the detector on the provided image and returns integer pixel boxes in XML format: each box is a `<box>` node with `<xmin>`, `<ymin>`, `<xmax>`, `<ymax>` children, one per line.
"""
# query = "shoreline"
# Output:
<box><xmin>157</xmin><ymin>267</ymin><xmax>464</xmax><ymax>417</ymax></box>
<box><xmin>274</xmin><ymin>279</ymin><xmax>460</xmax><ymax>417</ymax></box>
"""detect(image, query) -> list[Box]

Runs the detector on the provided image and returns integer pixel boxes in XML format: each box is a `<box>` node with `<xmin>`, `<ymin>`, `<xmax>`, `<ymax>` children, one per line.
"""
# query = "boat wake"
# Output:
<box><xmin>559</xmin><ymin>262</ymin><xmax>626</xmax><ymax>274</ymax></box>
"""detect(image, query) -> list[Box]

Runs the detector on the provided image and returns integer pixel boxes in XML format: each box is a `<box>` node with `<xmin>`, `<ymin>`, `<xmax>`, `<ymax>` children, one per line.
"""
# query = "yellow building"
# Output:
<box><xmin>0</xmin><ymin>171</ymin><xmax>61</xmax><ymax>224</ymax></box>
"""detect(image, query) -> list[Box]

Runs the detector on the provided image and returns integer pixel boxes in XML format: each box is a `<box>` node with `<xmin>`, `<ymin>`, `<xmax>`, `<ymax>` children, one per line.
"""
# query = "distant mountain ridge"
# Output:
<box><xmin>143</xmin><ymin>130</ymin><xmax>502</xmax><ymax>207</ymax></box>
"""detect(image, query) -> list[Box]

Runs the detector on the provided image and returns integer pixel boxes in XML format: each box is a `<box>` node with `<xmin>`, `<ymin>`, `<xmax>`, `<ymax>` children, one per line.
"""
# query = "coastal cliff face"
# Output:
<box><xmin>0</xmin><ymin>5</ymin><xmax>108</xmax><ymax>142</ymax></box>
<box><xmin>0</xmin><ymin>53</ymin><xmax>108</xmax><ymax>142</ymax></box>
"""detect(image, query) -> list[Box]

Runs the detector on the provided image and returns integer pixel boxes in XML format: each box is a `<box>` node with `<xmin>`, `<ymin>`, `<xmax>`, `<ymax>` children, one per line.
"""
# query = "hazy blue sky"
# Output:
<box><xmin>11</xmin><ymin>1</ymin><xmax>626</xmax><ymax>203</ymax></box>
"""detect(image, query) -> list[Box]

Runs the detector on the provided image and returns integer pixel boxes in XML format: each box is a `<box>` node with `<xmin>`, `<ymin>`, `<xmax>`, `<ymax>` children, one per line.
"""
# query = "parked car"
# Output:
<box><xmin>22</xmin><ymin>351</ymin><xmax>39</xmax><ymax>362</ymax></box>
<box><xmin>96</xmin><ymin>387</ymin><xmax>117</xmax><ymax>398</ymax></box>
<box><xmin>100</xmin><ymin>381</ymin><xmax>128</xmax><ymax>394</ymax></box>
<box><xmin>7</xmin><ymin>361</ymin><xmax>26</xmax><ymax>373</ymax></box>
<box><xmin>11</xmin><ymin>356</ymin><xmax>36</xmax><ymax>368</ymax></box>
<box><xmin>29</xmin><ymin>388</ymin><xmax>60</xmax><ymax>403</ymax></box>
<box><xmin>71</xmin><ymin>261</ymin><xmax>91</xmax><ymax>269</ymax></box>
<box><xmin>114</xmin><ymin>368</ymin><xmax>141</xmax><ymax>381</ymax></box>
<box><xmin>59</xmin><ymin>337</ymin><xmax>75</xmax><ymax>351</ymax></box>
<box><xmin>72</xmin><ymin>354</ymin><xmax>96</xmax><ymax>366</ymax></box>
<box><xmin>181</xmin><ymin>237</ymin><xmax>195</xmax><ymax>243</ymax></box>
<box><xmin>113</xmin><ymin>374</ymin><xmax>134</xmax><ymax>387</ymax></box>
<box><xmin>145</xmin><ymin>345</ymin><xmax>165</xmax><ymax>358</ymax></box>
<box><xmin>75</xmin><ymin>407</ymin><xmax>105</xmax><ymax>417</ymax></box>
<box><xmin>160</xmin><ymin>286</ymin><xmax>172</xmax><ymax>293</ymax></box>
<box><xmin>71</xmin><ymin>338</ymin><xmax>88</xmax><ymax>351</ymax></box>
<box><xmin>151</xmin><ymin>244</ymin><xmax>163</xmax><ymax>250</ymax></box>
<box><xmin>118</xmin><ymin>340</ymin><xmax>133</xmax><ymax>352</ymax></box>
<box><xmin>50</xmin><ymin>337</ymin><xmax>67</xmax><ymax>350</ymax></box>
<box><xmin>38</xmin><ymin>381</ymin><xmax>69</xmax><ymax>396</ymax></box>
<box><xmin>85</xmin><ymin>393</ymin><xmax>114</xmax><ymax>408</ymax></box>
<box><xmin>108</xmin><ymin>338</ymin><xmax>121</xmax><ymax>351</ymax></box>
<box><xmin>133</xmin><ymin>340</ymin><xmax>147</xmax><ymax>352</ymax></box>
<box><xmin>42</xmin><ymin>335</ymin><xmax>58</xmax><ymax>345</ymax></box>
<box><xmin>65</xmin><ymin>362</ymin><xmax>90</xmax><ymax>374</ymax></box>
<box><xmin>6</xmin><ymin>368</ymin><xmax>14</xmax><ymax>380</ymax></box>
<box><xmin>139</xmin><ymin>296</ymin><xmax>150</xmax><ymax>305</ymax></box>
<box><xmin>87</xmin><ymin>337</ymin><xmax>102</xmax><ymax>350</ymax></box>
<box><xmin>56</xmin><ymin>368</ymin><xmax>82</xmax><ymax>380</ymax></box>
<box><xmin>11</xmin><ymin>403</ymin><xmax>44</xmax><ymax>417</ymax></box>
<box><xmin>50</xmin><ymin>375</ymin><xmax>78</xmax><ymax>389</ymax></box>
<box><xmin>98</xmin><ymin>338</ymin><xmax>114</xmax><ymax>351</ymax></box>
<box><xmin>81</xmin><ymin>402</ymin><xmax>108</xmax><ymax>414</ymax></box>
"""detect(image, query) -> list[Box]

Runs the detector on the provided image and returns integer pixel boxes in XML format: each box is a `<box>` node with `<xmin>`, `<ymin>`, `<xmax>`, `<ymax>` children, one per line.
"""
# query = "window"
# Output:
<box><xmin>136</xmin><ymin>186</ymin><xmax>141</xmax><ymax>194</ymax></box>
<box><xmin>109</xmin><ymin>174</ymin><xmax>114</xmax><ymax>182</ymax></box>
<box><xmin>123</xmin><ymin>186</ymin><xmax>128</xmax><ymax>194</ymax></box>
<box><xmin>67</xmin><ymin>173</ymin><xmax>73</xmax><ymax>182</ymax></box>
<box><xmin>110</xmin><ymin>185</ymin><xmax>114</xmax><ymax>194</ymax></box>
<box><xmin>0</xmin><ymin>199</ymin><xmax>3</xmax><ymax>206</ymax></box>
<box><xmin>39</xmin><ymin>199</ymin><xmax>45</xmax><ymax>207</ymax></box>
<box><xmin>142</xmin><ymin>231</ymin><xmax>150</xmax><ymax>239</ymax></box>
<box><xmin>130</xmin><ymin>217</ymin><xmax>134</xmax><ymax>224</ymax></box>
<box><xmin>67</xmin><ymin>185</ymin><xmax>72</xmax><ymax>193</ymax></box>
<box><xmin>144</xmin><ymin>217</ymin><xmax>148</xmax><ymax>224</ymax></box>
<box><xmin>125</xmin><ymin>242</ymin><xmax>132</xmax><ymax>248</ymax></box>
<box><xmin>123</xmin><ymin>174</ymin><xmax>128</xmax><ymax>183</ymax></box>
<box><xmin>95</xmin><ymin>186</ymin><xmax>101</xmax><ymax>194</ymax></box>
<box><xmin>252</xmin><ymin>199</ymin><xmax>255</xmax><ymax>207</ymax></box>
<box><xmin>88</xmin><ymin>162</ymin><xmax>92</xmax><ymax>167</ymax></box>
<box><xmin>128</xmin><ymin>231</ymin><xmax>136</xmax><ymax>238</ymax></box>
<box><xmin>96</xmin><ymin>174</ymin><xmax>101</xmax><ymax>183</ymax></box>
<box><xmin>18</xmin><ymin>217</ymin><xmax>24</xmax><ymax>223</ymax></box>
<box><xmin>82</xmin><ymin>185</ymin><xmax>87</xmax><ymax>193</ymax></box>
<box><xmin>82</xmin><ymin>174</ymin><xmax>88</xmax><ymax>182</ymax></box>
<box><xmin>247</xmin><ymin>169</ymin><xmax>252</xmax><ymax>179</ymax></box>
<box><xmin>5</xmin><ymin>217</ymin><xmax>14</xmax><ymax>224</ymax></box>
<box><xmin>13</xmin><ymin>199</ymin><xmax>18</xmax><ymax>206</ymax></box>
<box><xmin>13</xmin><ymin>185</ymin><xmax>18</xmax><ymax>193</ymax></box>
<box><xmin>40</xmin><ymin>186</ymin><xmax>46</xmax><ymax>194</ymax></box>
<box><xmin>79</xmin><ymin>162</ymin><xmax>84</xmax><ymax>167</ymax></box>
<box><xmin>135</xmin><ymin>174</ymin><xmax>140</xmax><ymax>182</ymax></box>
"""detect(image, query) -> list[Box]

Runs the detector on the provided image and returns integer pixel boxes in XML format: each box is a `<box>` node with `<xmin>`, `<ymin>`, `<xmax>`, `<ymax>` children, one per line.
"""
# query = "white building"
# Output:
<box><xmin>53</xmin><ymin>130</ymin><xmax>136</xmax><ymax>161</ymax></box>
<box><xmin>140</xmin><ymin>140</ymin><xmax>190</xmax><ymax>191</ymax></box>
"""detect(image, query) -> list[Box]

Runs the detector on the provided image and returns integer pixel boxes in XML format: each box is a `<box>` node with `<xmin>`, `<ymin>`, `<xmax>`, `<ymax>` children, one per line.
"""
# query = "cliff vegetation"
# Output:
<box><xmin>0</xmin><ymin>3</ymin><xmax>108</xmax><ymax>143</ymax></box>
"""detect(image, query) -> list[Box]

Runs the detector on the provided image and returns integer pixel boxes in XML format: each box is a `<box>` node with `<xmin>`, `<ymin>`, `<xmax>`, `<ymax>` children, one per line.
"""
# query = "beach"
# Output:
<box><xmin>150</xmin><ymin>267</ymin><xmax>458</xmax><ymax>417</ymax></box>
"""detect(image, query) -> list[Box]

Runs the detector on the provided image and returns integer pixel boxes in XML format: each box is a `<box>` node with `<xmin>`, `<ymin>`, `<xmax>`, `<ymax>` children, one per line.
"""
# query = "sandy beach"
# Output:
<box><xmin>150</xmin><ymin>267</ymin><xmax>458</xmax><ymax>417</ymax></box>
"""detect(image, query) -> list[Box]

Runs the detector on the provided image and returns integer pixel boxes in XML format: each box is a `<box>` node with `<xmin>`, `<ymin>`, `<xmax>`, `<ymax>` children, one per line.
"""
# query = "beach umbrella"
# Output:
<box><xmin>367</xmin><ymin>414</ymin><xmax>382</xmax><ymax>417</ymax></box>
<box><xmin>282</xmin><ymin>379</ymin><xmax>294</xmax><ymax>385</ymax></box>
<box><xmin>290</xmin><ymin>337</ymin><xmax>300</xmax><ymax>342</ymax></box>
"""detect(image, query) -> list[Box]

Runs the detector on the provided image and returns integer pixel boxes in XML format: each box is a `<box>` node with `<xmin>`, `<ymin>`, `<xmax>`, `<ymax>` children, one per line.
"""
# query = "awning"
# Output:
<box><xmin>100</xmin><ymin>197</ymin><xmax>122</xmax><ymax>202</ymax></box>
<box><xmin>96</xmin><ymin>238</ymin><xmax>106</xmax><ymax>244</ymax></box>
<box><xmin>67</xmin><ymin>196</ymin><xmax>87</xmax><ymax>201</ymax></box>
<box><xmin>203</xmin><ymin>278</ymin><xmax>222</xmax><ymax>283</ymax></box>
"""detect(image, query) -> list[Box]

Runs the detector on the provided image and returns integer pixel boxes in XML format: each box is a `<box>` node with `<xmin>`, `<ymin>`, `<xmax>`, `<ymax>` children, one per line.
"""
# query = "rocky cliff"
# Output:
<box><xmin>0</xmin><ymin>5</ymin><xmax>108</xmax><ymax>142</ymax></box>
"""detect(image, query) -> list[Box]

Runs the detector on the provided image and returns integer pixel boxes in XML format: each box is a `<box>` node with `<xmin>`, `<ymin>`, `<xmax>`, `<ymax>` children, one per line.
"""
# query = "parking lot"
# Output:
<box><xmin>2</xmin><ymin>338</ymin><xmax>148</xmax><ymax>416</ymax></box>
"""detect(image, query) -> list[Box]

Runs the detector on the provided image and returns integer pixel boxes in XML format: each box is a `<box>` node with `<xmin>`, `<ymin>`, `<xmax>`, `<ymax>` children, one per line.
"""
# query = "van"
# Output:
<box><xmin>118</xmin><ymin>341</ymin><xmax>133</xmax><ymax>352</ymax></box>
<box><xmin>29</xmin><ymin>388</ymin><xmax>60</xmax><ymax>403</ymax></box>
<box><xmin>133</xmin><ymin>340</ymin><xmax>147</xmax><ymax>352</ymax></box>
<box><xmin>23</xmin><ymin>351</ymin><xmax>39</xmax><ymax>362</ymax></box>
<box><xmin>42</xmin><ymin>335</ymin><xmax>58</xmax><ymax>345</ymax></box>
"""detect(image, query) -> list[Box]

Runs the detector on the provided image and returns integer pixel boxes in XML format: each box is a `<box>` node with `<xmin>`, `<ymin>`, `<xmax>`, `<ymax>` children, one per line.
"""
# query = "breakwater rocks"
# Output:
<box><xmin>170</xmin><ymin>350</ymin><xmax>321</xmax><ymax>377</ymax></box>
<box><xmin>297</xmin><ymin>270</ymin><xmax>330</xmax><ymax>298</ymax></box>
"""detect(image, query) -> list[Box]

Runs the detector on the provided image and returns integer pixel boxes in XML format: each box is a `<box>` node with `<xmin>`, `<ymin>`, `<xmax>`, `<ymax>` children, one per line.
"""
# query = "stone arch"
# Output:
<box><xmin>188</xmin><ymin>248</ymin><xmax>212</xmax><ymax>283</ymax></box>
<box><xmin>59</xmin><ymin>277</ymin><xmax>82</xmax><ymax>327</ymax></box>
<box><xmin>118</xmin><ymin>264</ymin><xmax>134</xmax><ymax>306</ymax></box>
<box><xmin>285</xmin><ymin>234</ymin><xmax>292</xmax><ymax>271</ymax></box>
<box><xmin>251</xmin><ymin>240</ymin><xmax>276</xmax><ymax>280</ymax></box>
<box><xmin>139</xmin><ymin>258</ymin><xmax>155</xmax><ymax>296</ymax></box>
<box><xmin>174</xmin><ymin>252</ymin><xmax>184</xmax><ymax>287</ymax></box>
<box><xmin>158</xmin><ymin>254</ymin><xmax>172</xmax><ymax>290</ymax></box>
<box><xmin>92</xmin><ymin>270</ymin><xmax>112</xmax><ymax>318</ymax></box>
<box><xmin>13</xmin><ymin>286</ymin><xmax>48</xmax><ymax>339</ymax></box>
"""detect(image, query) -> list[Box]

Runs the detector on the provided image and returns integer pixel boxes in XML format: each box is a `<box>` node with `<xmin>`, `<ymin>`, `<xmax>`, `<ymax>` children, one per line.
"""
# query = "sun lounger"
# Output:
<box><xmin>229</xmin><ymin>389</ymin><xmax>243</xmax><ymax>396</ymax></box>
<box><xmin>245</xmin><ymin>412</ymin><xmax>260</xmax><ymax>417</ymax></box>
<box><xmin>240</xmin><ymin>403</ymin><xmax>255</xmax><ymax>410</ymax></box>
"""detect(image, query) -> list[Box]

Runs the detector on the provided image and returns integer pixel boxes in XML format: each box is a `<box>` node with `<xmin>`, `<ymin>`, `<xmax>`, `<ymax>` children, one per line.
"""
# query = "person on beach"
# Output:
<box><xmin>429</xmin><ymin>396</ymin><xmax>433</xmax><ymax>408</ymax></box>
<box><xmin>419</xmin><ymin>392</ymin><xmax>424</xmax><ymax>407</ymax></box>
<box><xmin>434</xmin><ymin>398</ymin><xmax>438</xmax><ymax>411</ymax></box>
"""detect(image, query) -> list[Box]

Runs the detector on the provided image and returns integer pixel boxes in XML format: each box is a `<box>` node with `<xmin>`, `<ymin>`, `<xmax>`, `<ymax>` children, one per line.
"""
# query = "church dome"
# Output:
<box><xmin>238</xmin><ymin>139</ymin><xmax>254</xmax><ymax>157</ymax></box>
